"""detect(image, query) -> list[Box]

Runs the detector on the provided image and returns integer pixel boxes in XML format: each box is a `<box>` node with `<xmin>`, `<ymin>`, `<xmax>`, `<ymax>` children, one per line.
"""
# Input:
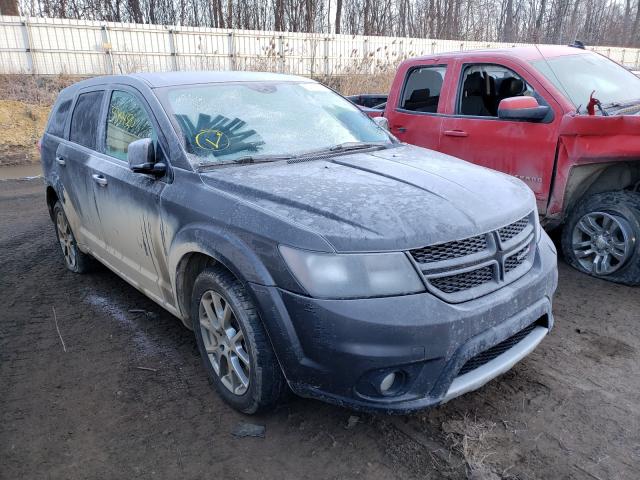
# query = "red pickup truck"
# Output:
<box><xmin>354</xmin><ymin>45</ymin><xmax>640</xmax><ymax>285</ymax></box>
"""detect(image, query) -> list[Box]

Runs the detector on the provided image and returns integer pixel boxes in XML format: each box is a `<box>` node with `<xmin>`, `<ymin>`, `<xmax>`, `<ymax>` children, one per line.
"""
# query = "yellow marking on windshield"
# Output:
<box><xmin>195</xmin><ymin>129</ymin><xmax>230</xmax><ymax>151</ymax></box>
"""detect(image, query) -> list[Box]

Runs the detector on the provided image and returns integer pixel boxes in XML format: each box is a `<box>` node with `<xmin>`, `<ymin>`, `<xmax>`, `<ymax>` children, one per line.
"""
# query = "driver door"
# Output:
<box><xmin>439</xmin><ymin>59</ymin><xmax>561</xmax><ymax>213</ymax></box>
<box><xmin>90</xmin><ymin>87</ymin><xmax>172</xmax><ymax>304</ymax></box>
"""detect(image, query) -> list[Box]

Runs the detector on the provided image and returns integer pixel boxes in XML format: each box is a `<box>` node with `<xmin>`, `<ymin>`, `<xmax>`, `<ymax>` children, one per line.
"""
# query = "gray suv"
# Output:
<box><xmin>41</xmin><ymin>72</ymin><xmax>558</xmax><ymax>414</ymax></box>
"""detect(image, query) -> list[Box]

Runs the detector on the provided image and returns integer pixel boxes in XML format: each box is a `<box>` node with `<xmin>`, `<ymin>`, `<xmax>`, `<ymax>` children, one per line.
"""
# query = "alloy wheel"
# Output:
<box><xmin>198</xmin><ymin>290</ymin><xmax>251</xmax><ymax>396</ymax></box>
<box><xmin>572</xmin><ymin>211</ymin><xmax>634</xmax><ymax>275</ymax></box>
<box><xmin>56</xmin><ymin>209</ymin><xmax>77</xmax><ymax>270</ymax></box>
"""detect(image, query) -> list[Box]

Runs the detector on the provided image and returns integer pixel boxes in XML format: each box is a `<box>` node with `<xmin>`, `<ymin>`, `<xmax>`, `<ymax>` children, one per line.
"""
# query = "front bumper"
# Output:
<box><xmin>249</xmin><ymin>232</ymin><xmax>558</xmax><ymax>413</ymax></box>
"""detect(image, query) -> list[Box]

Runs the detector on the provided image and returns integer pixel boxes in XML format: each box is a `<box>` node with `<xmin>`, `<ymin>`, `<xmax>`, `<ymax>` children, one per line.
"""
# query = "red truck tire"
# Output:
<box><xmin>561</xmin><ymin>191</ymin><xmax>640</xmax><ymax>285</ymax></box>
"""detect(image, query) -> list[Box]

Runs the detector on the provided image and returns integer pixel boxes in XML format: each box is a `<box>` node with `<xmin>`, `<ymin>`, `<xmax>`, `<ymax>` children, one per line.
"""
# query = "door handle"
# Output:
<box><xmin>443</xmin><ymin>130</ymin><xmax>468</xmax><ymax>138</ymax></box>
<box><xmin>55</xmin><ymin>156</ymin><xmax>66</xmax><ymax>166</ymax></box>
<box><xmin>92</xmin><ymin>174</ymin><xmax>108</xmax><ymax>187</ymax></box>
<box><xmin>394</xmin><ymin>126</ymin><xmax>407</xmax><ymax>133</ymax></box>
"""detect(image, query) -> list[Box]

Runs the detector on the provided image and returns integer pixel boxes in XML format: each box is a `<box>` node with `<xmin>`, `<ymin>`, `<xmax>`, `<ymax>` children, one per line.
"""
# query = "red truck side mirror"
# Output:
<box><xmin>497</xmin><ymin>97</ymin><xmax>550</xmax><ymax>122</ymax></box>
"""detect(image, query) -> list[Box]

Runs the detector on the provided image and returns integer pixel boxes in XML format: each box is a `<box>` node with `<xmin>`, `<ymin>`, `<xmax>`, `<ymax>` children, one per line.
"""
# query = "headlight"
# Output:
<box><xmin>279</xmin><ymin>245</ymin><xmax>425</xmax><ymax>299</ymax></box>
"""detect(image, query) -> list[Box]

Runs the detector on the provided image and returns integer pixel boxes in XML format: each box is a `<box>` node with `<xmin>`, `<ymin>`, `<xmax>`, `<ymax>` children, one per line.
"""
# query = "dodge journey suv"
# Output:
<box><xmin>41</xmin><ymin>72</ymin><xmax>558</xmax><ymax>414</ymax></box>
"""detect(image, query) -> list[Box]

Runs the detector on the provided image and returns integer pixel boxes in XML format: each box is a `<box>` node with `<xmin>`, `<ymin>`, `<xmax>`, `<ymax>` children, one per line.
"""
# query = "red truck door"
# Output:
<box><xmin>385</xmin><ymin>59</ymin><xmax>451</xmax><ymax>150</ymax></box>
<box><xmin>438</xmin><ymin>59</ymin><xmax>561</xmax><ymax>213</ymax></box>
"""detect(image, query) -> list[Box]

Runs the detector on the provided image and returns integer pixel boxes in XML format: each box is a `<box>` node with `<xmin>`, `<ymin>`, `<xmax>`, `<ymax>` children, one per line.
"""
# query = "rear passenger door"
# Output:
<box><xmin>386</xmin><ymin>61</ymin><xmax>450</xmax><ymax>150</ymax></box>
<box><xmin>90</xmin><ymin>87</ymin><xmax>171</xmax><ymax>304</ymax></box>
<box><xmin>57</xmin><ymin>88</ymin><xmax>108</xmax><ymax>253</ymax></box>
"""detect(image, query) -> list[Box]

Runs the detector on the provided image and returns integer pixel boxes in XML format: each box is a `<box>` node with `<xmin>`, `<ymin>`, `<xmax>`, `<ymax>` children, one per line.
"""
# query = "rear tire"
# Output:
<box><xmin>191</xmin><ymin>266</ymin><xmax>287</xmax><ymax>414</ymax></box>
<box><xmin>52</xmin><ymin>201</ymin><xmax>92</xmax><ymax>274</ymax></box>
<box><xmin>561</xmin><ymin>191</ymin><xmax>640</xmax><ymax>285</ymax></box>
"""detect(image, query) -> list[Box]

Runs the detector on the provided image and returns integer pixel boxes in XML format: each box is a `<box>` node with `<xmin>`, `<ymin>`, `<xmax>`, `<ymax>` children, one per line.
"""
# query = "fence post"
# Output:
<box><xmin>168</xmin><ymin>28</ymin><xmax>178</xmax><ymax>71</ymax></box>
<box><xmin>100</xmin><ymin>25</ymin><xmax>113</xmax><ymax>74</ymax></box>
<box><xmin>636</xmin><ymin>50</ymin><xmax>640</xmax><ymax>69</ymax></box>
<box><xmin>20</xmin><ymin>18</ymin><xmax>34</xmax><ymax>74</ymax></box>
<box><xmin>324</xmin><ymin>36</ymin><xmax>330</xmax><ymax>75</ymax></box>
<box><xmin>278</xmin><ymin>34</ymin><xmax>285</xmax><ymax>73</ymax></box>
<box><xmin>431</xmin><ymin>41</ymin><xmax>436</xmax><ymax>54</ymax></box>
<box><xmin>228</xmin><ymin>32</ymin><xmax>236</xmax><ymax>70</ymax></box>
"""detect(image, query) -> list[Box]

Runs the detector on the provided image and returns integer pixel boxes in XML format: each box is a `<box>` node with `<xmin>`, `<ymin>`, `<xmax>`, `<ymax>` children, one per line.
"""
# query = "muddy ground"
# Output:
<box><xmin>1</xmin><ymin>178</ymin><xmax>639</xmax><ymax>480</ymax></box>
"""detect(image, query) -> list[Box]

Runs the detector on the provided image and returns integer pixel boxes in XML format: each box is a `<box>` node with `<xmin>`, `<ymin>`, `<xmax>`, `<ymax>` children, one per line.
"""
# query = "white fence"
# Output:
<box><xmin>1</xmin><ymin>15</ymin><xmax>640</xmax><ymax>76</ymax></box>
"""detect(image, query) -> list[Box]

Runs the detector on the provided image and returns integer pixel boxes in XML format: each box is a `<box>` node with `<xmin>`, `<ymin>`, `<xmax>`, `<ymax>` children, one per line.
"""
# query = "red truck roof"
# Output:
<box><xmin>407</xmin><ymin>45</ymin><xmax>588</xmax><ymax>64</ymax></box>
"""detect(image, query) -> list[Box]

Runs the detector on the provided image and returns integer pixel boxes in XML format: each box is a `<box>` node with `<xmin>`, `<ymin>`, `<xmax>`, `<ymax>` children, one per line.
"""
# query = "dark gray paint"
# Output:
<box><xmin>41</xmin><ymin>73</ymin><xmax>557</xmax><ymax>412</ymax></box>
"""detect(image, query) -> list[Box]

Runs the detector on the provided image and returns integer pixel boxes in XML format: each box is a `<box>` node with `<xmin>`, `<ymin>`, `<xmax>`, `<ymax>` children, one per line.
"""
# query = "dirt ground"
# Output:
<box><xmin>0</xmin><ymin>100</ymin><xmax>49</xmax><ymax>167</ymax></box>
<box><xmin>1</xmin><ymin>178</ymin><xmax>639</xmax><ymax>480</ymax></box>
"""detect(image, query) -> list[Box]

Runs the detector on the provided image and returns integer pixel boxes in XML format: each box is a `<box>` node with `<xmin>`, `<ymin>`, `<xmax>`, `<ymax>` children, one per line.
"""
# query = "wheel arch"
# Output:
<box><xmin>563</xmin><ymin>161</ymin><xmax>640</xmax><ymax>218</ymax></box>
<box><xmin>169</xmin><ymin>223</ymin><xmax>276</xmax><ymax>329</ymax></box>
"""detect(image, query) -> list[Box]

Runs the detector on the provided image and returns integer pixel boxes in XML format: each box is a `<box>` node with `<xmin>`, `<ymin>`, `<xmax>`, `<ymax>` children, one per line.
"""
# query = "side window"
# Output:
<box><xmin>47</xmin><ymin>99</ymin><xmax>72</xmax><ymax>137</ymax></box>
<box><xmin>400</xmin><ymin>66</ymin><xmax>447</xmax><ymax>113</ymax></box>
<box><xmin>69</xmin><ymin>91</ymin><xmax>105</xmax><ymax>149</ymax></box>
<box><xmin>105</xmin><ymin>91</ymin><xmax>155</xmax><ymax>161</ymax></box>
<box><xmin>458</xmin><ymin>64</ymin><xmax>535</xmax><ymax>117</ymax></box>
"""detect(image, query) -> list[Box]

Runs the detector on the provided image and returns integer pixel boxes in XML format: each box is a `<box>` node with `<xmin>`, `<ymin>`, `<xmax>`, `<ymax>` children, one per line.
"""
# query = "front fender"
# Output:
<box><xmin>167</xmin><ymin>222</ymin><xmax>282</xmax><ymax>319</ymax></box>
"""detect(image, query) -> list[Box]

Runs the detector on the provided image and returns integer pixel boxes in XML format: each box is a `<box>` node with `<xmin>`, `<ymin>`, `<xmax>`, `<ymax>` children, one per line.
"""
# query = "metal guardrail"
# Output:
<box><xmin>1</xmin><ymin>15</ymin><xmax>639</xmax><ymax>76</ymax></box>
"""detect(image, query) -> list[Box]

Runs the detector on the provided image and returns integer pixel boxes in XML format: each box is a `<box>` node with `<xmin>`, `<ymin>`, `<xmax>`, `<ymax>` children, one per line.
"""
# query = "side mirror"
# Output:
<box><xmin>373</xmin><ymin>116</ymin><xmax>389</xmax><ymax>130</ymax></box>
<box><xmin>497</xmin><ymin>97</ymin><xmax>550</xmax><ymax>122</ymax></box>
<box><xmin>128</xmin><ymin>138</ymin><xmax>166</xmax><ymax>175</ymax></box>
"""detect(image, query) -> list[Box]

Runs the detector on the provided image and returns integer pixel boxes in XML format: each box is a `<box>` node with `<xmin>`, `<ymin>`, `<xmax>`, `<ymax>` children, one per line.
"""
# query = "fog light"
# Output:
<box><xmin>380</xmin><ymin>372</ymin><xmax>397</xmax><ymax>393</ymax></box>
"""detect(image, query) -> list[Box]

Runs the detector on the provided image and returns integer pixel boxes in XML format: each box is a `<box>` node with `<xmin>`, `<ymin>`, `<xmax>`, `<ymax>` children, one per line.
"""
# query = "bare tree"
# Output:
<box><xmin>16</xmin><ymin>0</ymin><xmax>640</xmax><ymax>48</ymax></box>
<box><xmin>1</xmin><ymin>0</ymin><xmax>19</xmax><ymax>14</ymax></box>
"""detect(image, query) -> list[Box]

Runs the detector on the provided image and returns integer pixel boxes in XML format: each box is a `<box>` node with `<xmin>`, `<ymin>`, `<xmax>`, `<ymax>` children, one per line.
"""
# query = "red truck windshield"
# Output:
<box><xmin>531</xmin><ymin>53</ymin><xmax>640</xmax><ymax>112</ymax></box>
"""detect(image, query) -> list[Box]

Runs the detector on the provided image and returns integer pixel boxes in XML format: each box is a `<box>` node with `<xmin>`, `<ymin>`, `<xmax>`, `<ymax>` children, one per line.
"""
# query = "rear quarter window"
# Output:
<box><xmin>46</xmin><ymin>99</ymin><xmax>72</xmax><ymax>137</ymax></box>
<box><xmin>69</xmin><ymin>91</ymin><xmax>105</xmax><ymax>150</ymax></box>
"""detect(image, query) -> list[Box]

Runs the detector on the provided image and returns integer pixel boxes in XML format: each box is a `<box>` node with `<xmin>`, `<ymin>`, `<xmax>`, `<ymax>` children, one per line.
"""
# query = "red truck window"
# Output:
<box><xmin>458</xmin><ymin>64</ymin><xmax>535</xmax><ymax>117</ymax></box>
<box><xmin>400</xmin><ymin>66</ymin><xmax>447</xmax><ymax>113</ymax></box>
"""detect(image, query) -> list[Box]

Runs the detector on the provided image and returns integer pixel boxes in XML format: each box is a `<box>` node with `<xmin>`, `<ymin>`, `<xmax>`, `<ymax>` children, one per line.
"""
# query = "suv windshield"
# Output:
<box><xmin>531</xmin><ymin>53</ymin><xmax>640</xmax><ymax>112</ymax></box>
<box><xmin>159</xmin><ymin>81</ymin><xmax>392</xmax><ymax>167</ymax></box>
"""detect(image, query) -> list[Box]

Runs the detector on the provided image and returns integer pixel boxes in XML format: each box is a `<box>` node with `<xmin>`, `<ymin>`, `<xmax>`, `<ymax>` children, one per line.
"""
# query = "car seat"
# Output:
<box><xmin>461</xmin><ymin>72</ymin><xmax>492</xmax><ymax>116</ymax></box>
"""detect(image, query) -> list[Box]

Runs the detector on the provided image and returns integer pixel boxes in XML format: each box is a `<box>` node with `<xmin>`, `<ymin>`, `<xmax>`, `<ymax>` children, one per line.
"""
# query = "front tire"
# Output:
<box><xmin>52</xmin><ymin>201</ymin><xmax>92</xmax><ymax>273</ymax></box>
<box><xmin>561</xmin><ymin>191</ymin><xmax>640</xmax><ymax>285</ymax></box>
<box><xmin>191</xmin><ymin>266</ymin><xmax>287</xmax><ymax>414</ymax></box>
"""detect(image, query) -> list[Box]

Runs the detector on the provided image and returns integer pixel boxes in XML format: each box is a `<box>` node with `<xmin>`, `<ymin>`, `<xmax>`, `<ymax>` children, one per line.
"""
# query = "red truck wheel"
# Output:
<box><xmin>561</xmin><ymin>191</ymin><xmax>640</xmax><ymax>285</ymax></box>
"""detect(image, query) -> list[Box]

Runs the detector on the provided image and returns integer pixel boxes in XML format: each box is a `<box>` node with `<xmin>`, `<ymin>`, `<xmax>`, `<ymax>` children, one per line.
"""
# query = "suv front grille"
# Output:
<box><xmin>430</xmin><ymin>266</ymin><xmax>494</xmax><ymax>294</ymax></box>
<box><xmin>458</xmin><ymin>322</ymin><xmax>537</xmax><ymax>376</ymax></box>
<box><xmin>497</xmin><ymin>216</ymin><xmax>529</xmax><ymax>242</ymax></box>
<box><xmin>411</xmin><ymin>213</ymin><xmax>535</xmax><ymax>301</ymax></box>
<box><xmin>410</xmin><ymin>235</ymin><xmax>487</xmax><ymax>263</ymax></box>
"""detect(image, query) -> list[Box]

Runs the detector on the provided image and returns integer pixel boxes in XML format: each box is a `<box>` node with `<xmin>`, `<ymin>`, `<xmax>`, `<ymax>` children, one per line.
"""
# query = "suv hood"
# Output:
<box><xmin>200</xmin><ymin>145</ymin><xmax>535</xmax><ymax>252</ymax></box>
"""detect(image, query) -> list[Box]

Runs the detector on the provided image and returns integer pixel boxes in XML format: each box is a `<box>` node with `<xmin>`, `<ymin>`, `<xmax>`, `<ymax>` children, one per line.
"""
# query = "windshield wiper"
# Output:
<box><xmin>197</xmin><ymin>154</ymin><xmax>293</xmax><ymax>171</ymax></box>
<box><xmin>600</xmin><ymin>98</ymin><xmax>640</xmax><ymax>111</ymax></box>
<box><xmin>197</xmin><ymin>143</ymin><xmax>389</xmax><ymax>170</ymax></box>
<box><xmin>292</xmin><ymin>142</ymin><xmax>389</xmax><ymax>159</ymax></box>
<box><xmin>329</xmin><ymin>141</ymin><xmax>389</xmax><ymax>152</ymax></box>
